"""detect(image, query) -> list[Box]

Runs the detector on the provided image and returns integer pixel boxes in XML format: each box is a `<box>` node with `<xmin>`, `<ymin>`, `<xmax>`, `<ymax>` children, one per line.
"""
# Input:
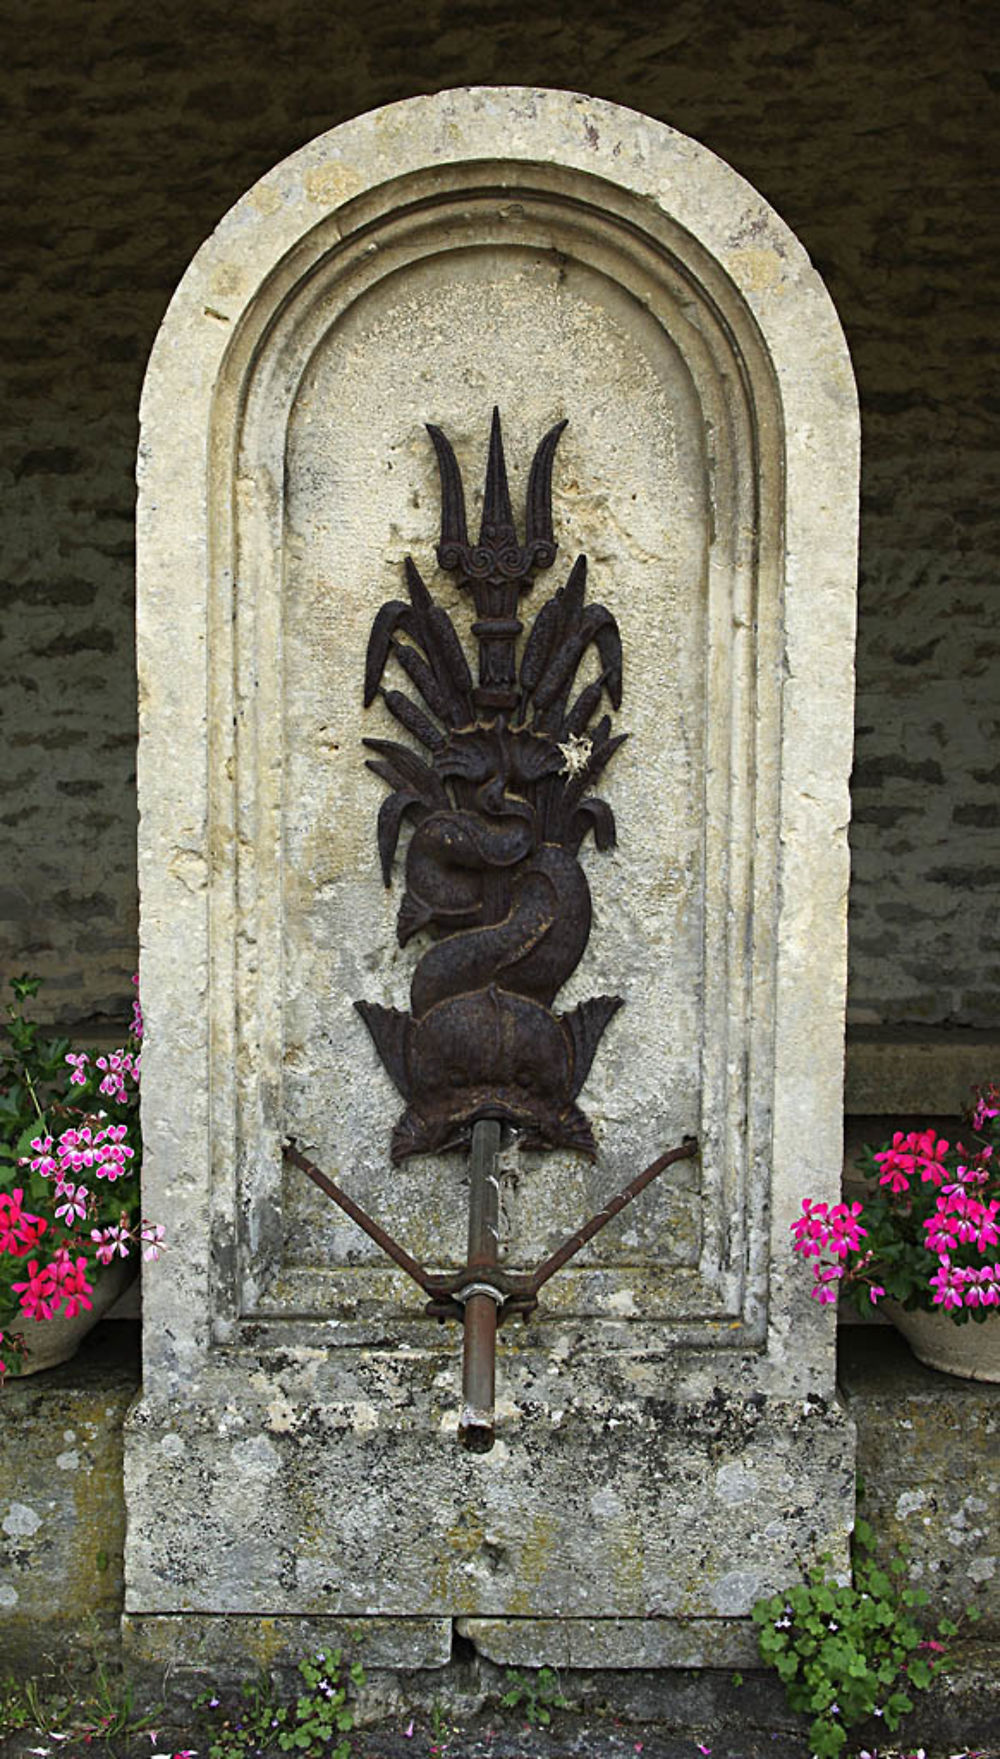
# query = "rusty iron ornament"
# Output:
<box><xmin>285</xmin><ymin>1133</ymin><xmax>699</xmax><ymax>1325</ymax></box>
<box><xmin>285</xmin><ymin>1127</ymin><xmax>698</xmax><ymax>1452</ymax></box>
<box><xmin>355</xmin><ymin>410</ymin><xmax>627</xmax><ymax>1162</ymax></box>
<box><xmin>289</xmin><ymin>414</ymin><xmax>698</xmax><ymax>1450</ymax></box>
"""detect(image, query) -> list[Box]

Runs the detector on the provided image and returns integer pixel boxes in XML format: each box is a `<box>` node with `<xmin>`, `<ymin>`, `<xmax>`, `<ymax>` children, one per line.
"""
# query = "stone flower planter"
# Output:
<box><xmin>15</xmin><ymin>1256</ymin><xmax>137</xmax><ymax>1376</ymax></box>
<box><xmin>884</xmin><ymin>1300</ymin><xmax>1000</xmax><ymax>1383</ymax></box>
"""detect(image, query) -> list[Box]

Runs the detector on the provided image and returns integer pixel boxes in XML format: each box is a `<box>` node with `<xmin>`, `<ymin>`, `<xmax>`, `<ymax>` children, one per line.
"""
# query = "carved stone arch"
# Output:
<box><xmin>132</xmin><ymin>89</ymin><xmax>857</xmax><ymax>1663</ymax></box>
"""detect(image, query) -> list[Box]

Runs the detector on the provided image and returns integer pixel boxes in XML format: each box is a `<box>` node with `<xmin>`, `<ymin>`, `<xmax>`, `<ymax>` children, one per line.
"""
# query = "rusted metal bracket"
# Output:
<box><xmin>285</xmin><ymin>1131</ymin><xmax>698</xmax><ymax>1450</ymax></box>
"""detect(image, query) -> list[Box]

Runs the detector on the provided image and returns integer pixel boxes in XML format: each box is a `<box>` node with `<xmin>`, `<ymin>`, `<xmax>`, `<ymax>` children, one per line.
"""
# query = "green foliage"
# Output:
<box><xmin>197</xmin><ymin>1648</ymin><xmax>364</xmax><ymax>1759</ymax></box>
<box><xmin>0</xmin><ymin>974</ymin><xmax>71</xmax><ymax>1169</ymax></box>
<box><xmin>428</xmin><ymin>1698</ymin><xmax>457</xmax><ymax>1752</ymax></box>
<box><xmin>0</xmin><ymin>1660</ymin><xmax>159</xmax><ymax>1743</ymax></box>
<box><xmin>752</xmin><ymin>1518</ymin><xmax>959</xmax><ymax>1757</ymax></box>
<box><xmin>89</xmin><ymin>1657</ymin><xmax>160</xmax><ymax>1740</ymax></box>
<box><xmin>499</xmin><ymin>1665</ymin><xmax>569</xmax><ymax>1726</ymax></box>
<box><xmin>0</xmin><ymin>1674</ymin><xmax>34</xmax><ymax>1733</ymax></box>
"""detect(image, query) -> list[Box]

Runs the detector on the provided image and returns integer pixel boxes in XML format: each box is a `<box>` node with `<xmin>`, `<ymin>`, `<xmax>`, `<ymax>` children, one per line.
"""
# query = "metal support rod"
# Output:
<box><xmin>288</xmin><ymin>1133</ymin><xmax>698</xmax><ymax>1315</ymax></box>
<box><xmin>525</xmin><ymin>1135</ymin><xmax>698</xmax><ymax>1295</ymax></box>
<box><xmin>458</xmin><ymin>1119</ymin><xmax>502</xmax><ymax>1454</ymax></box>
<box><xmin>284</xmin><ymin>1139</ymin><xmax>439</xmax><ymax>1296</ymax></box>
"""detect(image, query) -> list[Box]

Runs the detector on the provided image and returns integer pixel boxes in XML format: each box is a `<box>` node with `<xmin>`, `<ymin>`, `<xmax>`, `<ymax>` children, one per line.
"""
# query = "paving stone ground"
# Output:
<box><xmin>5</xmin><ymin>1703</ymin><xmax>1000</xmax><ymax>1759</ymax></box>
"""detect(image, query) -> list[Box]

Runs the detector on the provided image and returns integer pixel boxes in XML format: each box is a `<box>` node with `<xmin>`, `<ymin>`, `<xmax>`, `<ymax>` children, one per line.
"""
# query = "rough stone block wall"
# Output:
<box><xmin>842</xmin><ymin>1331</ymin><xmax>1000</xmax><ymax>1634</ymax></box>
<box><xmin>0</xmin><ymin>1326</ymin><xmax>137</xmax><ymax>1669</ymax></box>
<box><xmin>1</xmin><ymin>0</ymin><xmax>997</xmax><ymax>1028</ymax></box>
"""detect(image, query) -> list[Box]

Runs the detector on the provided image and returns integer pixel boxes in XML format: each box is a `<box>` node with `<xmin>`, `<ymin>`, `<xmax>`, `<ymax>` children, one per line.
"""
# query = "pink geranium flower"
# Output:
<box><xmin>2</xmin><ymin>973</ymin><xmax>162</xmax><ymax>1380</ymax></box>
<box><xmin>28</xmin><ymin>1135</ymin><xmax>57</xmax><ymax>1176</ymax></box>
<box><xmin>0</xmin><ymin>1189</ymin><xmax>47</xmax><ymax>1258</ymax></box>
<box><xmin>972</xmin><ymin>1083</ymin><xmax>1000</xmax><ymax>1133</ymax></box>
<box><xmin>54</xmin><ymin>1181</ymin><xmax>89</xmax><ymax>1224</ymax></box>
<box><xmin>811</xmin><ymin>1263</ymin><xmax>844</xmax><ymax>1304</ymax></box>
<box><xmin>873</xmin><ymin>1128</ymin><xmax>950</xmax><ymax>1194</ymax></box>
<box><xmin>91</xmin><ymin>1223</ymin><xmax>131</xmax><ymax>1265</ymax></box>
<box><xmin>52</xmin><ymin>1253</ymin><xmax>93</xmax><ymax>1318</ymax></box>
<box><xmin>11</xmin><ymin>1259</ymin><xmax>59</xmax><ymax>1320</ymax></box>
<box><xmin>140</xmin><ymin>1222</ymin><xmax>166</xmax><ymax>1262</ymax></box>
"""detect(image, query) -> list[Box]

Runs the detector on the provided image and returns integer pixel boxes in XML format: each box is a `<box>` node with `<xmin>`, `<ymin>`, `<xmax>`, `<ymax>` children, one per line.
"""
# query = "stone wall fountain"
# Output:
<box><xmin>127</xmin><ymin>87</ymin><xmax>859</xmax><ymax>1681</ymax></box>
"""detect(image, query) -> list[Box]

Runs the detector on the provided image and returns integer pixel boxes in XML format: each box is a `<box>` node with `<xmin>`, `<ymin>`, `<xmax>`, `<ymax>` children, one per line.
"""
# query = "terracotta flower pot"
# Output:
<box><xmin>884</xmin><ymin>1299</ymin><xmax>1000</xmax><ymax>1383</ymax></box>
<box><xmin>14</xmin><ymin>1255</ymin><xmax>137</xmax><ymax>1376</ymax></box>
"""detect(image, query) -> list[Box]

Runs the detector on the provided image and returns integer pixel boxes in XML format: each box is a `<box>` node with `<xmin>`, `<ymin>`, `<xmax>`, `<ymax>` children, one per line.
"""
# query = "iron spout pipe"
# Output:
<box><xmin>459</xmin><ymin>1291</ymin><xmax>498</xmax><ymax>1453</ymax></box>
<box><xmin>458</xmin><ymin>1119</ymin><xmax>502</xmax><ymax>1452</ymax></box>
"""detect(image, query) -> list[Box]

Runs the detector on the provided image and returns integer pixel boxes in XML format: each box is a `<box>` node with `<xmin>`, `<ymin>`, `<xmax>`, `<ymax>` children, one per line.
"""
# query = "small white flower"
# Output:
<box><xmin>557</xmin><ymin>732</ymin><xmax>593</xmax><ymax>777</ymax></box>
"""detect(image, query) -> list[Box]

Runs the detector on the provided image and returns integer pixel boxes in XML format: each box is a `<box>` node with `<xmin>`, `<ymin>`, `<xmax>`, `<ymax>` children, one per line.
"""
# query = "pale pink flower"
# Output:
<box><xmin>140</xmin><ymin>1223</ymin><xmax>165</xmax><ymax>1262</ymax></box>
<box><xmin>54</xmin><ymin>1182</ymin><xmax>89</xmax><ymax>1224</ymax></box>
<box><xmin>91</xmin><ymin>1224</ymin><xmax>131</xmax><ymax>1265</ymax></box>
<box><xmin>27</xmin><ymin>1135</ymin><xmax>57</xmax><ymax>1176</ymax></box>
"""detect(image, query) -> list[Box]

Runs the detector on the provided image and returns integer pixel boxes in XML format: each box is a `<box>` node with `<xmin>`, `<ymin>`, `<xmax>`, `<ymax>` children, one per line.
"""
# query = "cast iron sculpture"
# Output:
<box><xmin>355</xmin><ymin>409</ymin><xmax>626</xmax><ymax>1161</ymax></box>
<box><xmin>287</xmin><ymin>409</ymin><xmax>698</xmax><ymax>1451</ymax></box>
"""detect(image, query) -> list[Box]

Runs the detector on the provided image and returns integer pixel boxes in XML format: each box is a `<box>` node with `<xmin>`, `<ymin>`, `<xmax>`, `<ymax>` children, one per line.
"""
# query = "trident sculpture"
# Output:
<box><xmin>287</xmin><ymin>412</ymin><xmax>696</xmax><ymax>1450</ymax></box>
<box><xmin>356</xmin><ymin>408</ymin><xmax>625</xmax><ymax>1160</ymax></box>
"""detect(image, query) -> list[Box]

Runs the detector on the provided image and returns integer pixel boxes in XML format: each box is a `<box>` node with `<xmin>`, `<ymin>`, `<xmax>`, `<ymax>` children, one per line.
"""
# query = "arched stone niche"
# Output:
<box><xmin>128</xmin><ymin>89</ymin><xmax>857</xmax><ymax>1674</ymax></box>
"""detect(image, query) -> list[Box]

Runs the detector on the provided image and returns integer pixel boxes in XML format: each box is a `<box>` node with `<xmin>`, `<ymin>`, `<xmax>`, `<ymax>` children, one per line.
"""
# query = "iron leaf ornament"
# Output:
<box><xmin>356</xmin><ymin>410</ymin><xmax>627</xmax><ymax>1162</ymax></box>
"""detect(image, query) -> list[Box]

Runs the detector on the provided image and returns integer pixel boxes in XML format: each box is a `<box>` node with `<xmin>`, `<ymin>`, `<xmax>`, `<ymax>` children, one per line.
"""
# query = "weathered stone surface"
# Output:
<box><xmin>845</xmin><ymin>1032</ymin><xmax>1000</xmax><ymax>1115</ymax></box>
<box><xmin>455</xmin><ymin>1616</ymin><xmax>757</xmax><ymax>1670</ymax></box>
<box><xmin>125</xmin><ymin>1354</ymin><xmax>853</xmax><ymax>1629</ymax></box>
<box><xmin>124</xmin><ymin>1613</ymin><xmax>452</xmax><ymax>1671</ymax></box>
<box><xmin>129</xmin><ymin>88</ymin><xmax>856</xmax><ymax>1662</ymax></box>
<box><xmin>0</xmin><ymin>1323</ymin><xmax>138</xmax><ymax>1668</ymax></box>
<box><xmin>840</xmin><ymin>1328</ymin><xmax>1000</xmax><ymax>1636</ymax></box>
<box><xmin>2</xmin><ymin>1325</ymin><xmax>998</xmax><ymax>1746</ymax></box>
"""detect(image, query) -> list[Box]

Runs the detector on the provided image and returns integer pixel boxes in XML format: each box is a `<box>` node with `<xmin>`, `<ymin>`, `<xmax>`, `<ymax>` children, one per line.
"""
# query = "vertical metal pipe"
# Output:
<box><xmin>458</xmin><ymin>1118</ymin><xmax>501</xmax><ymax>1453</ymax></box>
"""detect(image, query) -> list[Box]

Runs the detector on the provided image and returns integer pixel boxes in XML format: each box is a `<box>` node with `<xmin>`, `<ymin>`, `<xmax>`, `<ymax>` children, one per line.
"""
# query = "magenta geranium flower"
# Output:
<box><xmin>11</xmin><ymin>1259</ymin><xmax>59</xmax><ymax>1320</ymax></box>
<box><xmin>792</xmin><ymin>1086</ymin><xmax>1000</xmax><ymax>1321</ymax></box>
<box><xmin>0</xmin><ymin>1189</ymin><xmax>47</xmax><ymax>1258</ymax></box>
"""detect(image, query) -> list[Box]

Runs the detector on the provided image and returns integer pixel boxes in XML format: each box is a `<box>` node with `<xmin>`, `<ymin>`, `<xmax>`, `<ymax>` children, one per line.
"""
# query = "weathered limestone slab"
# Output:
<box><xmin>840</xmin><ymin>1329</ymin><xmax>1000</xmax><ymax>1635</ymax></box>
<box><xmin>125</xmin><ymin>1349</ymin><xmax>851</xmax><ymax>1624</ymax></box>
<box><xmin>0</xmin><ymin>1325</ymin><xmax>138</xmax><ymax>1668</ymax></box>
<box><xmin>455</xmin><ymin>1616</ymin><xmax>758</xmax><ymax>1670</ymax></box>
<box><xmin>123</xmin><ymin>1613</ymin><xmax>452</xmax><ymax>1672</ymax></box>
<box><xmin>130</xmin><ymin>88</ymin><xmax>858</xmax><ymax>1665</ymax></box>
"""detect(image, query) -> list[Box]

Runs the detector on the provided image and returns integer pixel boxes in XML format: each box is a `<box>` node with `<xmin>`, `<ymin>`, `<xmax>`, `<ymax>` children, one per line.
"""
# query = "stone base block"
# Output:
<box><xmin>122</xmin><ymin>1611</ymin><xmax>453</xmax><ymax>1709</ymax></box>
<box><xmin>124</xmin><ymin>1352</ymin><xmax>854</xmax><ymax>1633</ymax></box>
<box><xmin>456</xmin><ymin>1615</ymin><xmax>758</xmax><ymax>1669</ymax></box>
